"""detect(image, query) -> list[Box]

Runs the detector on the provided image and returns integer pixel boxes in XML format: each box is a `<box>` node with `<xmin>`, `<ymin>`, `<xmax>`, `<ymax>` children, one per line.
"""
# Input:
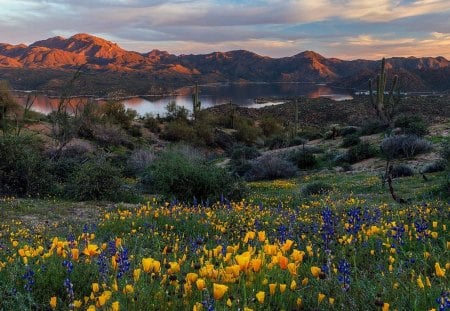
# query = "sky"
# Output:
<box><xmin>0</xmin><ymin>0</ymin><xmax>450</xmax><ymax>59</ymax></box>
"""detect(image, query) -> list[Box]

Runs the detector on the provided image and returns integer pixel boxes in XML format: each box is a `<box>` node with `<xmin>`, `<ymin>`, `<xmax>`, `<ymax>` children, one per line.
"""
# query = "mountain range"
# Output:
<box><xmin>1</xmin><ymin>33</ymin><xmax>450</xmax><ymax>95</ymax></box>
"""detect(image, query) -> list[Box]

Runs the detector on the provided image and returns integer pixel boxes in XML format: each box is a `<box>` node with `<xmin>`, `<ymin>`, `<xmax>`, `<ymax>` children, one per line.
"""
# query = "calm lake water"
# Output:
<box><xmin>13</xmin><ymin>82</ymin><xmax>353</xmax><ymax>116</ymax></box>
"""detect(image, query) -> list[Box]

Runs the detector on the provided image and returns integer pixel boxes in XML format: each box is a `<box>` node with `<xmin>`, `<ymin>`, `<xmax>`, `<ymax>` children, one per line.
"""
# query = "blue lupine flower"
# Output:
<box><xmin>321</xmin><ymin>208</ymin><xmax>335</xmax><ymax>250</ymax></box>
<box><xmin>22</xmin><ymin>267</ymin><xmax>35</xmax><ymax>292</ymax></box>
<box><xmin>437</xmin><ymin>290</ymin><xmax>450</xmax><ymax>311</ymax></box>
<box><xmin>338</xmin><ymin>259</ymin><xmax>351</xmax><ymax>291</ymax></box>
<box><xmin>116</xmin><ymin>247</ymin><xmax>130</xmax><ymax>279</ymax></box>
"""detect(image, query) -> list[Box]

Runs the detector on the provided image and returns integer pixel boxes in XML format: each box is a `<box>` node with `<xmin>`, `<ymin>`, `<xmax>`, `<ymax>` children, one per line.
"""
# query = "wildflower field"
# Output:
<box><xmin>0</xmin><ymin>173</ymin><xmax>449</xmax><ymax>311</ymax></box>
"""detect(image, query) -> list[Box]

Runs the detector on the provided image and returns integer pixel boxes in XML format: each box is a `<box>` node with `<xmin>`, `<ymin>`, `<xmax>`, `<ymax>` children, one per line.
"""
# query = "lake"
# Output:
<box><xmin>13</xmin><ymin>82</ymin><xmax>353</xmax><ymax>116</ymax></box>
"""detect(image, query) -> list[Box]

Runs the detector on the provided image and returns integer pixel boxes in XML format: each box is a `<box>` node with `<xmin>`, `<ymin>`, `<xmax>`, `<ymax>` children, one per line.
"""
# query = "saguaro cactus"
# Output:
<box><xmin>369</xmin><ymin>58</ymin><xmax>400</xmax><ymax>126</ymax></box>
<box><xmin>192</xmin><ymin>82</ymin><xmax>201</xmax><ymax>119</ymax></box>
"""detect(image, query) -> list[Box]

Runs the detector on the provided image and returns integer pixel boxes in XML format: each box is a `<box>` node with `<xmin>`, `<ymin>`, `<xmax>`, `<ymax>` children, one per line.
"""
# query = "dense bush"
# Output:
<box><xmin>340</xmin><ymin>126</ymin><xmax>360</xmax><ymax>137</ymax></box>
<box><xmin>266</xmin><ymin>135</ymin><xmax>306</xmax><ymax>150</ymax></box>
<box><xmin>101</xmin><ymin>101</ymin><xmax>137</xmax><ymax>130</ymax></box>
<box><xmin>234</xmin><ymin>117</ymin><xmax>262</xmax><ymax>145</ymax></box>
<box><xmin>301</xmin><ymin>181</ymin><xmax>332</xmax><ymax>196</ymax></box>
<box><xmin>341</xmin><ymin>134</ymin><xmax>361</xmax><ymax>148</ymax></box>
<box><xmin>345</xmin><ymin>141</ymin><xmax>378</xmax><ymax>163</ymax></box>
<box><xmin>228</xmin><ymin>145</ymin><xmax>262</xmax><ymax>177</ymax></box>
<box><xmin>229</xmin><ymin>145</ymin><xmax>261</xmax><ymax>161</ymax></box>
<box><xmin>390</xmin><ymin>164</ymin><xmax>414</xmax><ymax>178</ymax></box>
<box><xmin>360</xmin><ymin>120</ymin><xmax>389</xmax><ymax>135</ymax></box>
<box><xmin>245</xmin><ymin>155</ymin><xmax>298</xmax><ymax>181</ymax></box>
<box><xmin>162</xmin><ymin>120</ymin><xmax>196</xmax><ymax>142</ymax></box>
<box><xmin>0</xmin><ymin>135</ymin><xmax>53</xmax><ymax>196</ymax></box>
<box><xmin>165</xmin><ymin>101</ymin><xmax>189</xmax><ymax>121</ymax></box>
<box><xmin>289</xmin><ymin>149</ymin><xmax>317</xmax><ymax>169</ymax></box>
<box><xmin>381</xmin><ymin>135</ymin><xmax>432</xmax><ymax>159</ymax></box>
<box><xmin>92</xmin><ymin>124</ymin><xmax>132</xmax><ymax>147</ymax></box>
<box><xmin>394</xmin><ymin>115</ymin><xmax>428</xmax><ymax>136</ymax></box>
<box><xmin>142</xmin><ymin>113</ymin><xmax>160</xmax><ymax>133</ymax></box>
<box><xmin>259</xmin><ymin>116</ymin><xmax>284</xmax><ymax>137</ymax></box>
<box><xmin>65</xmin><ymin>158</ymin><xmax>126</xmax><ymax>201</ymax></box>
<box><xmin>143</xmin><ymin>149</ymin><xmax>244</xmax><ymax>201</ymax></box>
<box><xmin>421</xmin><ymin>160</ymin><xmax>447</xmax><ymax>174</ymax></box>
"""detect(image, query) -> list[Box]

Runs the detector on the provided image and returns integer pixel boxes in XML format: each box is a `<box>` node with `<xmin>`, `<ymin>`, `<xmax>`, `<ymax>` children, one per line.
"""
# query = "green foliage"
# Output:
<box><xmin>289</xmin><ymin>148</ymin><xmax>317</xmax><ymax>169</ymax></box>
<box><xmin>233</xmin><ymin>116</ymin><xmax>262</xmax><ymax>145</ymax></box>
<box><xmin>142</xmin><ymin>113</ymin><xmax>160</xmax><ymax>133</ymax></box>
<box><xmin>390</xmin><ymin>164</ymin><xmax>414</xmax><ymax>178</ymax></box>
<box><xmin>421</xmin><ymin>160</ymin><xmax>447</xmax><ymax>174</ymax></box>
<box><xmin>162</xmin><ymin>120</ymin><xmax>196</xmax><ymax>142</ymax></box>
<box><xmin>340</xmin><ymin>126</ymin><xmax>360</xmax><ymax>137</ymax></box>
<box><xmin>341</xmin><ymin>134</ymin><xmax>361</xmax><ymax>148</ymax></box>
<box><xmin>65</xmin><ymin>158</ymin><xmax>126</xmax><ymax>201</ymax></box>
<box><xmin>266</xmin><ymin>134</ymin><xmax>306</xmax><ymax>150</ymax></box>
<box><xmin>143</xmin><ymin>149</ymin><xmax>244</xmax><ymax>201</ymax></box>
<box><xmin>394</xmin><ymin>115</ymin><xmax>428</xmax><ymax>136</ymax></box>
<box><xmin>360</xmin><ymin>120</ymin><xmax>389</xmax><ymax>135</ymax></box>
<box><xmin>0</xmin><ymin>80</ymin><xmax>21</xmax><ymax>134</ymax></box>
<box><xmin>345</xmin><ymin>141</ymin><xmax>378</xmax><ymax>163</ymax></box>
<box><xmin>165</xmin><ymin>101</ymin><xmax>189</xmax><ymax>121</ymax></box>
<box><xmin>0</xmin><ymin>135</ymin><xmax>53</xmax><ymax>196</ymax></box>
<box><xmin>101</xmin><ymin>100</ymin><xmax>137</xmax><ymax>130</ymax></box>
<box><xmin>301</xmin><ymin>181</ymin><xmax>332</xmax><ymax>196</ymax></box>
<box><xmin>259</xmin><ymin>116</ymin><xmax>284</xmax><ymax>137</ymax></box>
<box><xmin>228</xmin><ymin>145</ymin><xmax>261</xmax><ymax>177</ymax></box>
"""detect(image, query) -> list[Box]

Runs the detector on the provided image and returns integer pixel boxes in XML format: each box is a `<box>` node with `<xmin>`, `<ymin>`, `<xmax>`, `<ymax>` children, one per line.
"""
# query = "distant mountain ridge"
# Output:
<box><xmin>1</xmin><ymin>33</ymin><xmax>450</xmax><ymax>94</ymax></box>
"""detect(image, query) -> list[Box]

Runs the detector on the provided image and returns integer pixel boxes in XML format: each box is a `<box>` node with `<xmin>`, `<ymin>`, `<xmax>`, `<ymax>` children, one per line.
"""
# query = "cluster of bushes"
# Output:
<box><xmin>0</xmin><ymin>135</ymin><xmax>131</xmax><ymax>201</ymax></box>
<box><xmin>0</xmin><ymin>133</ymin><xmax>245</xmax><ymax>203</ymax></box>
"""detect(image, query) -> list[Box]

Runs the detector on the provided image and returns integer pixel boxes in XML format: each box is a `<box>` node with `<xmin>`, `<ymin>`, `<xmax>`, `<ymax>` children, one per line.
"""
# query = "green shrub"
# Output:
<box><xmin>65</xmin><ymin>158</ymin><xmax>126</xmax><ymax>201</ymax></box>
<box><xmin>165</xmin><ymin>101</ymin><xmax>189</xmax><ymax>121</ymax></box>
<box><xmin>360</xmin><ymin>120</ymin><xmax>388</xmax><ymax>135</ymax></box>
<box><xmin>266</xmin><ymin>135</ymin><xmax>306</xmax><ymax>150</ymax></box>
<box><xmin>229</xmin><ymin>145</ymin><xmax>261</xmax><ymax>161</ymax></box>
<box><xmin>162</xmin><ymin>120</ymin><xmax>196</xmax><ymax>142</ymax></box>
<box><xmin>341</xmin><ymin>134</ymin><xmax>361</xmax><ymax>148</ymax></box>
<box><xmin>0</xmin><ymin>135</ymin><xmax>53</xmax><ymax>196</ymax></box>
<box><xmin>259</xmin><ymin>116</ymin><xmax>284</xmax><ymax>137</ymax></box>
<box><xmin>340</xmin><ymin>126</ymin><xmax>360</xmax><ymax>137</ymax></box>
<box><xmin>143</xmin><ymin>149</ymin><xmax>244</xmax><ymax>201</ymax></box>
<box><xmin>394</xmin><ymin>115</ymin><xmax>428</xmax><ymax>136</ymax></box>
<box><xmin>345</xmin><ymin>141</ymin><xmax>378</xmax><ymax>163</ymax></box>
<box><xmin>289</xmin><ymin>149</ymin><xmax>317</xmax><ymax>169</ymax></box>
<box><xmin>301</xmin><ymin>181</ymin><xmax>332</xmax><ymax>196</ymax></box>
<box><xmin>234</xmin><ymin>117</ymin><xmax>262</xmax><ymax>145</ymax></box>
<box><xmin>421</xmin><ymin>160</ymin><xmax>447</xmax><ymax>174</ymax></box>
<box><xmin>390</xmin><ymin>164</ymin><xmax>414</xmax><ymax>178</ymax></box>
<box><xmin>101</xmin><ymin>101</ymin><xmax>137</xmax><ymax>130</ymax></box>
<box><xmin>228</xmin><ymin>145</ymin><xmax>261</xmax><ymax>177</ymax></box>
<box><xmin>143</xmin><ymin>113</ymin><xmax>160</xmax><ymax>133</ymax></box>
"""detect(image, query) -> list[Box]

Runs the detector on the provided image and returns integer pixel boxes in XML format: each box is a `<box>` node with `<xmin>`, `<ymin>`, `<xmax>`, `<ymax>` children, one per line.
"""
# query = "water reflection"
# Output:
<box><xmin>13</xmin><ymin>82</ymin><xmax>353</xmax><ymax>116</ymax></box>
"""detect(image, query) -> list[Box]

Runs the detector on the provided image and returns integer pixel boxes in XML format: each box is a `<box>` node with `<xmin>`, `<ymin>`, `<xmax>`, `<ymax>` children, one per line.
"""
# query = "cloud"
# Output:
<box><xmin>330</xmin><ymin>32</ymin><xmax>450</xmax><ymax>59</ymax></box>
<box><xmin>0</xmin><ymin>0</ymin><xmax>450</xmax><ymax>58</ymax></box>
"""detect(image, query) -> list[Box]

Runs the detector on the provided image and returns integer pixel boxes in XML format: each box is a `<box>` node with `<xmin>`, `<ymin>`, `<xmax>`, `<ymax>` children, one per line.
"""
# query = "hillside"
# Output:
<box><xmin>1</xmin><ymin>34</ymin><xmax>450</xmax><ymax>94</ymax></box>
